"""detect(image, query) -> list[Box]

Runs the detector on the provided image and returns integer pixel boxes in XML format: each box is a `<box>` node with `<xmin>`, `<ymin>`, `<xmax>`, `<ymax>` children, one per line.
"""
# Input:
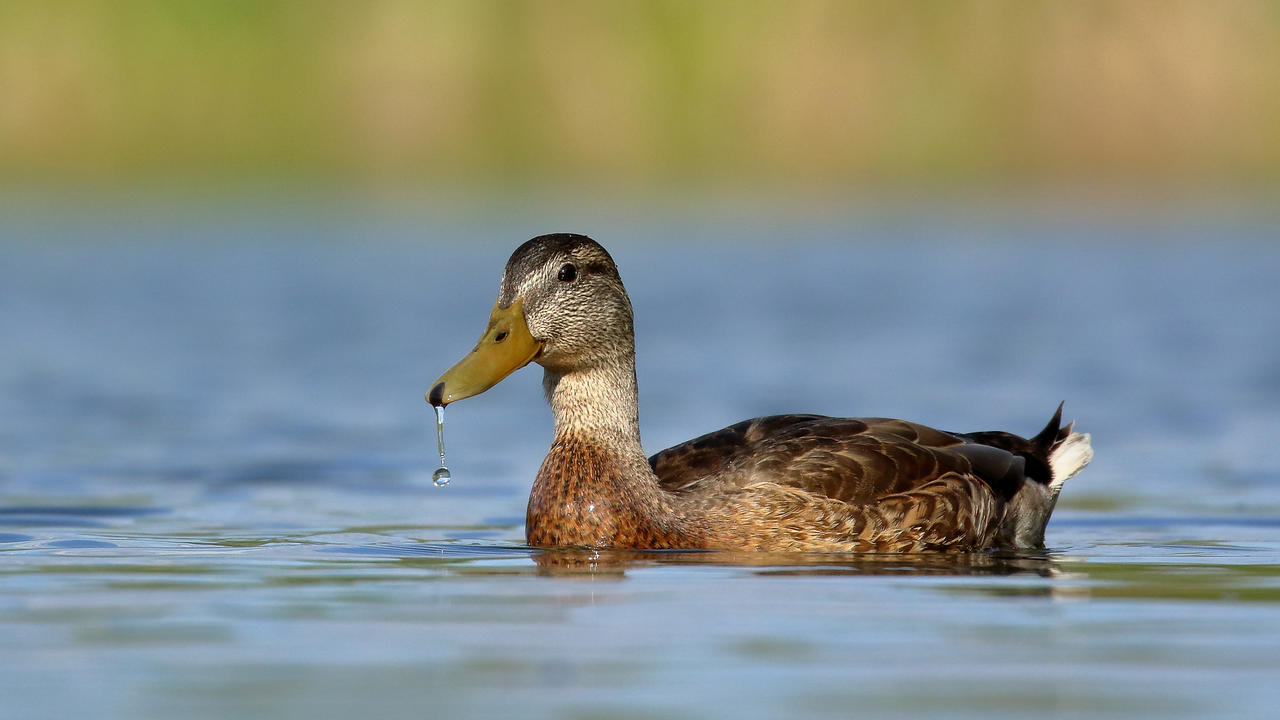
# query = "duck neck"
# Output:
<box><xmin>542</xmin><ymin>355</ymin><xmax>643</xmax><ymax>453</ymax></box>
<box><xmin>527</xmin><ymin>356</ymin><xmax>702</xmax><ymax>549</ymax></box>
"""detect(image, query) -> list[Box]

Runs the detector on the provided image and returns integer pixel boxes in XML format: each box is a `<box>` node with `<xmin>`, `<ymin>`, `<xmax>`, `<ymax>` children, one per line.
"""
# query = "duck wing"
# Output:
<box><xmin>649</xmin><ymin>414</ymin><xmax>1031</xmax><ymax>506</ymax></box>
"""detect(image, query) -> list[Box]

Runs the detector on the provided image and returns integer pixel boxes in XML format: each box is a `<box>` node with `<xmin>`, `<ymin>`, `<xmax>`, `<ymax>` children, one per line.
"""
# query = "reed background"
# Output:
<box><xmin>1</xmin><ymin>0</ymin><xmax>1278</xmax><ymax>194</ymax></box>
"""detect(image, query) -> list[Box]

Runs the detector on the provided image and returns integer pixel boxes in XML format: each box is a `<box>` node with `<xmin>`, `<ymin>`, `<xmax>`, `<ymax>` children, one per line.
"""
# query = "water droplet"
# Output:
<box><xmin>432</xmin><ymin>467</ymin><xmax>452</xmax><ymax>487</ymax></box>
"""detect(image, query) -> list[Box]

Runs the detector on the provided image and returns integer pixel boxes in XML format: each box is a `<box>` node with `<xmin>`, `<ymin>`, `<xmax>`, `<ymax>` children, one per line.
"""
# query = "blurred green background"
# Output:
<box><xmin>2</xmin><ymin>0</ymin><xmax>1278</xmax><ymax>194</ymax></box>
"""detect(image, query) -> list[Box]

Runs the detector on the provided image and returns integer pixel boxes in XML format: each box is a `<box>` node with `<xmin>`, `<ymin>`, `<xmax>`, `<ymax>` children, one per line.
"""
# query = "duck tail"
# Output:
<box><xmin>979</xmin><ymin>403</ymin><xmax>1092</xmax><ymax>549</ymax></box>
<box><xmin>1043</xmin><ymin>406</ymin><xmax>1093</xmax><ymax>504</ymax></box>
<box><xmin>1030</xmin><ymin>402</ymin><xmax>1067</xmax><ymax>455</ymax></box>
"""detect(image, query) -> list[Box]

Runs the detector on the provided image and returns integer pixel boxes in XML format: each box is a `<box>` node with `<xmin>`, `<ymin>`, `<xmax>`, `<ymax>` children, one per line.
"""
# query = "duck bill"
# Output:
<box><xmin>427</xmin><ymin>297</ymin><xmax>542</xmax><ymax>407</ymax></box>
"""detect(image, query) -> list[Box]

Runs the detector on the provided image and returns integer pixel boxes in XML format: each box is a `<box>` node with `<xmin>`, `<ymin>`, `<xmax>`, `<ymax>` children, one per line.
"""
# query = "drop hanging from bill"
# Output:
<box><xmin>432</xmin><ymin>404</ymin><xmax>452</xmax><ymax>487</ymax></box>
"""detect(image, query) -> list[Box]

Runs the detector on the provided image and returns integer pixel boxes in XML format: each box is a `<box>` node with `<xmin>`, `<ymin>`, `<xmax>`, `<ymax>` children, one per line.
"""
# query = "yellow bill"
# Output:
<box><xmin>427</xmin><ymin>297</ymin><xmax>542</xmax><ymax>407</ymax></box>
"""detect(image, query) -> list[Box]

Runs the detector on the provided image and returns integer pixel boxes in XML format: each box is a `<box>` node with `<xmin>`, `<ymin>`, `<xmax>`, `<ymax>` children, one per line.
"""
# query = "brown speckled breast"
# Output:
<box><xmin>526</xmin><ymin>434</ymin><xmax>708</xmax><ymax>549</ymax></box>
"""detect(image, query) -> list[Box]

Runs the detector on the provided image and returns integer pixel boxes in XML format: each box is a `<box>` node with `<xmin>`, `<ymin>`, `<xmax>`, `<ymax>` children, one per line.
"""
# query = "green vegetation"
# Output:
<box><xmin>2</xmin><ymin>0</ymin><xmax>1278</xmax><ymax>188</ymax></box>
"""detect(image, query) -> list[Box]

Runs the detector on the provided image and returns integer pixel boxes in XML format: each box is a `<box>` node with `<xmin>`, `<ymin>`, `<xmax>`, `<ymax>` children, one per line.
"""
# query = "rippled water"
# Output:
<box><xmin>2</xmin><ymin>201</ymin><xmax>1279</xmax><ymax>719</ymax></box>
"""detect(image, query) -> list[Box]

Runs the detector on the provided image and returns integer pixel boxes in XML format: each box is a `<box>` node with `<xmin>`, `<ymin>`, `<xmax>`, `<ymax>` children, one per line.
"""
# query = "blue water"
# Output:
<box><xmin>2</xmin><ymin>199</ymin><xmax>1279</xmax><ymax>719</ymax></box>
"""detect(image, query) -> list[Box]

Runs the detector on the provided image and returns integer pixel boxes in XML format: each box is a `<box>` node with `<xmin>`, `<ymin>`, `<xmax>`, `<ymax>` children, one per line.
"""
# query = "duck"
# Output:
<box><xmin>428</xmin><ymin>233</ymin><xmax>1092</xmax><ymax>553</ymax></box>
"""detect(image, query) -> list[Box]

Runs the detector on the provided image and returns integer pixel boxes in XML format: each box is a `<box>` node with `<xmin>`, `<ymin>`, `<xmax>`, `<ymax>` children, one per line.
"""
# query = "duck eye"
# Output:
<box><xmin>557</xmin><ymin>263</ymin><xmax>577</xmax><ymax>282</ymax></box>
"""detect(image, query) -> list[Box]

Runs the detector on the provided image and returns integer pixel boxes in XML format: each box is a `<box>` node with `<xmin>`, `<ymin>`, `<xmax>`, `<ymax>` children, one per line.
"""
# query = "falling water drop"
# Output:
<box><xmin>432</xmin><ymin>404</ymin><xmax>452</xmax><ymax>487</ymax></box>
<box><xmin>432</xmin><ymin>466</ymin><xmax>452</xmax><ymax>487</ymax></box>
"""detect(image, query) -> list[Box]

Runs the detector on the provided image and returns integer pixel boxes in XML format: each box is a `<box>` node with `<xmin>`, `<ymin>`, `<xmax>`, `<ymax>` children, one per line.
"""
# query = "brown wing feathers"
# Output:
<box><xmin>651</xmin><ymin>411</ymin><xmax>1055</xmax><ymax>507</ymax></box>
<box><xmin>954</xmin><ymin>402</ymin><xmax>1067</xmax><ymax>487</ymax></box>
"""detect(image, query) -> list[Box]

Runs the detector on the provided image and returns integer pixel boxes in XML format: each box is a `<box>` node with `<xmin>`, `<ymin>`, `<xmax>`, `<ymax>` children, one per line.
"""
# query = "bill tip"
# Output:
<box><xmin>427</xmin><ymin>382</ymin><xmax>446</xmax><ymax>406</ymax></box>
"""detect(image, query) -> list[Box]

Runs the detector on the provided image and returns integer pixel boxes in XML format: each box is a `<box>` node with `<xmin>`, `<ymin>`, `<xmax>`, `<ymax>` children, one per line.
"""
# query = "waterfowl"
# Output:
<box><xmin>428</xmin><ymin>234</ymin><xmax>1092</xmax><ymax>553</ymax></box>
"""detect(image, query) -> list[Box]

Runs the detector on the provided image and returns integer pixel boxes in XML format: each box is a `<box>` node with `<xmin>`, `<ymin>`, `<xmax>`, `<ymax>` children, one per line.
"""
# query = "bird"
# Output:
<box><xmin>428</xmin><ymin>233</ymin><xmax>1092</xmax><ymax>553</ymax></box>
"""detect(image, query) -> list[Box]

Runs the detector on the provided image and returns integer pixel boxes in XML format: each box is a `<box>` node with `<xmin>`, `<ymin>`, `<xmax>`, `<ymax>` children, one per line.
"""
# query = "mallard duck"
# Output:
<box><xmin>428</xmin><ymin>234</ymin><xmax>1092</xmax><ymax>552</ymax></box>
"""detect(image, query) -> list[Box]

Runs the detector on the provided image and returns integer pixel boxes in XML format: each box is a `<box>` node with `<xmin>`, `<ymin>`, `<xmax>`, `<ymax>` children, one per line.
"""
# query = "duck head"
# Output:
<box><xmin>427</xmin><ymin>233</ymin><xmax>633</xmax><ymax>407</ymax></box>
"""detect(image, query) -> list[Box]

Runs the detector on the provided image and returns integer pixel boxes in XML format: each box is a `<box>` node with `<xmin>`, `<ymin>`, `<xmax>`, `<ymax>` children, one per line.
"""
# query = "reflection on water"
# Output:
<box><xmin>3</xmin><ymin>205</ymin><xmax>1280</xmax><ymax>719</ymax></box>
<box><xmin>524</xmin><ymin>546</ymin><xmax>1065</xmax><ymax>578</ymax></box>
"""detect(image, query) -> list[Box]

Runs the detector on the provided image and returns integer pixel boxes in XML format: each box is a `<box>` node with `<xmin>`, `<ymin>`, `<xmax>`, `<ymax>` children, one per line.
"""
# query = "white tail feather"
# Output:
<box><xmin>1048</xmin><ymin>432</ymin><xmax>1093</xmax><ymax>499</ymax></box>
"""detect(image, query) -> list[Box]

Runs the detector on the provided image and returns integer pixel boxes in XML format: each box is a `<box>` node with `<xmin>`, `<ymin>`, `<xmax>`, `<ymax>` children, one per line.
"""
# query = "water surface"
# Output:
<box><xmin>2</xmin><ymin>202</ymin><xmax>1279</xmax><ymax>719</ymax></box>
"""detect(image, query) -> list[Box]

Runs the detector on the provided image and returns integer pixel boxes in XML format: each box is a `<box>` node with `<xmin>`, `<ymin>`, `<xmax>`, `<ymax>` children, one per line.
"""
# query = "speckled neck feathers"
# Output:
<box><xmin>528</xmin><ymin>349</ymin><xmax>703</xmax><ymax>548</ymax></box>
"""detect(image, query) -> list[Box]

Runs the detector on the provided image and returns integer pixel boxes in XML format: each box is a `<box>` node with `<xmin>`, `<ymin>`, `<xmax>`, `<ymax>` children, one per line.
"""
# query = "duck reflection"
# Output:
<box><xmin>531</xmin><ymin>546</ymin><xmax>1063</xmax><ymax>578</ymax></box>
